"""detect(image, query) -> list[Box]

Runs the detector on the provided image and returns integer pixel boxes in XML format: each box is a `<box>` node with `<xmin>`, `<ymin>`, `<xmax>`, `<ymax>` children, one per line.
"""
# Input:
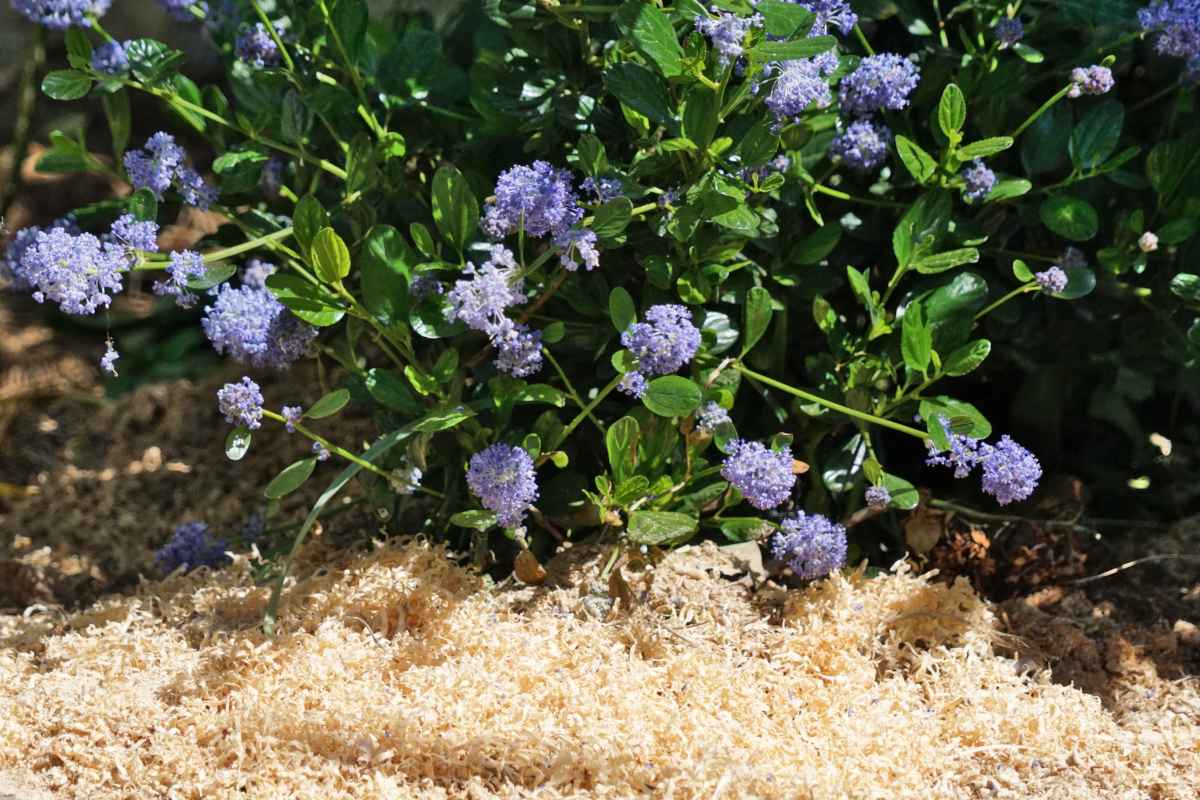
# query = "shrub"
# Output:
<box><xmin>4</xmin><ymin>0</ymin><xmax>1198</xmax><ymax>605</ymax></box>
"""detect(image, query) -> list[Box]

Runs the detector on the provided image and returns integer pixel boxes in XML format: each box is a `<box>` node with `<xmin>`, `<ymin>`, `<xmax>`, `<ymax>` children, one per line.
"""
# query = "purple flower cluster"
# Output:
<box><xmin>156</xmin><ymin>0</ymin><xmax>205</xmax><ymax>22</ymax></box>
<box><xmin>466</xmin><ymin>444</ymin><xmax>539</xmax><ymax>527</ymax></box>
<box><xmin>155</xmin><ymin>521</ymin><xmax>229</xmax><ymax>574</ymax></box>
<box><xmin>619</xmin><ymin>372</ymin><xmax>648</xmax><ymax>399</ymax></box>
<box><xmin>444</xmin><ymin>246</ymin><xmax>543</xmax><ymax>376</ymax></box>
<box><xmin>740</xmin><ymin>155</ymin><xmax>792</xmax><ymax>184</ymax></box>
<box><xmin>765</xmin><ymin>56</ymin><xmax>836</xmax><ymax>124</ymax></box>
<box><xmin>10</xmin><ymin>226</ymin><xmax>129</xmax><ymax>315</ymax></box>
<box><xmin>695</xmin><ymin>10</ymin><xmax>763</xmax><ymax>68</ymax></box>
<box><xmin>100</xmin><ymin>339</ymin><xmax>119</xmax><ymax>376</ymax></box>
<box><xmin>1035</xmin><ymin>267</ymin><xmax>1068</xmax><ymax>294</ymax></box>
<box><xmin>619</xmin><ymin>304</ymin><xmax>701</xmax><ymax>394</ymax></box>
<box><xmin>91</xmin><ymin>40</ymin><xmax>130</xmax><ymax>75</ymax></box>
<box><xmin>236</xmin><ymin>22</ymin><xmax>281</xmax><ymax>68</ymax></box>
<box><xmin>202</xmin><ymin>279</ymin><xmax>318</xmax><ymax>369</ymax></box>
<box><xmin>769</xmin><ymin>511</ymin><xmax>848</xmax><ymax>579</ymax></box>
<box><xmin>124</xmin><ymin>132</ymin><xmax>218</xmax><ymax>209</ymax></box>
<box><xmin>153</xmin><ymin>250</ymin><xmax>206</xmax><ymax>307</ymax></box>
<box><xmin>391</xmin><ymin>464</ymin><xmax>423</xmax><ymax>496</ymax></box>
<box><xmin>926</xmin><ymin>418</ymin><xmax>1042</xmax><ymax>505</ymax></box>
<box><xmin>793</xmin><ymin>0</ymin><xmax>858</xmax><ymax>36</ymax></box>
<box><xmin>554</xmin><ymin>227</ymin><xmax>600</xmax><ymax>272</ymax></box>
<box><xmin>865</xmin><ymin>485</ymin><xmax>891</xmax><ymax>509</ymax></box>
<box><xmin>281</xmin><ymin>405</ymin><xmax>302</xmax><ymax>432</ymax></box>
<box><xmin>721</xmin><ymin>439</ymin><xmax>797</xmax><ymax>510</ymax></box>
<box><xmin>838</xmin><ymin>54</ymin><xmax>921</xmax><ymax>117</ymax></box>
<box><xmin>484</xmin><ymin>161</ymin><xmax>584</xmax><ymax>239</ymax></box>
<box><xmin>1068</xmin><ymin>66</ymin><xmax>1114</xmax><ymax>98</ymax></box>
<box><xmin>961</xmin><ymin>159</ymin><xmax>997</xmax><ymax>203</ymax></box>
<box><xmin>12</xmin><ymin>0</ymin><xmax>110</xmax><ymax>29</ymax></box>
<box><xmin>1139</xmin><ymin>1</ymin><xmax>1200</xmax><ymax>71</ymax></box>
<box><xmin>697</xmin><ymin>401</ymin><xmax>730</xmax><ymax>433</ymax></box>
<box><xmin>830</xmin><ymin>119</ymin><xmax>892</xmax><ymax>172</ymax></box>
<box><xmin>110</xmin><ymin>213</ymin><xmax>160</xmax><ymax>252</ymax></box>
<box><xmin>491</xmin><ymin>321</ymin><xmax>544</xmax><ymax>377</ymax></box>
<box><xmin>312</xmin><ymin>441</ymin><xmax>331</xmax><ymax>461</ymax></box>
<box><xmin>217</xmin><ymin>376</ymin><xmax>264</xmax><ymax>429</ymax></box>
<box><xmin>580</xmin><ymin>176</ymin><xmax>624</xmax><ymax>203</ymax></box>
<box><xmin>992</xmin><ymin>17</ymin><xmax>1024</xmax><ymax>47</ymax></box>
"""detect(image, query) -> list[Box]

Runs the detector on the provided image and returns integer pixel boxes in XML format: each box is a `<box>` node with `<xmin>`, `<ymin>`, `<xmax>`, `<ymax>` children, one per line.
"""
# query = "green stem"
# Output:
<box><xmin>543</xmin><ymin>347</ymin><xmax>605</xmax><ymax>433</ymax></box>
<box><xmin>317</xmin><ymin>0</ymin><xmax>384</xmax><ymax>139</ymax></box>
<box><xmin>974</xmin><ymin>283</ymin><xmax>1037</xmax><ymax>320</ymax></box>
<box><xmin>122</xmin><ymin>79</ymin><xmax>348</xmax><ymax>181</ymax></box>
<box><xmin>1011</xmin><ymin>83</ymin><xmax>1072</xmax><ymax>139</ymax></box>
<box><xmin>812</xmin><ymin>184</ymin><xmax>906</xmax><ymax>208</ymax></box>
<box><xmin>551</xmin><ymin>374</ymin><xmax>623</xmax><ymax>450</ymax></box>
<box><xmin>135</xmin><ymin>227</ymin><xmax>295</xmax><ymax>269</ymax></box>
<box><xmin>853</xmin><ymin>24</ymin><xmax>875</xmax><ymax>56</ymax></box>
<box><xmin>734</xmin><ymin>363</ymin><xmax>929</xmax><ymax>440</ymax></box>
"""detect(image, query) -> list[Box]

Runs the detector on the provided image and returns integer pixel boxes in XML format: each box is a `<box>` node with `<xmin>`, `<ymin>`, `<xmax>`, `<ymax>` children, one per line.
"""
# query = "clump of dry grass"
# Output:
<box><xmin>1</xmin><ymin>538</ymin><xmax>1196</xmax><ymax>799</ymax></box>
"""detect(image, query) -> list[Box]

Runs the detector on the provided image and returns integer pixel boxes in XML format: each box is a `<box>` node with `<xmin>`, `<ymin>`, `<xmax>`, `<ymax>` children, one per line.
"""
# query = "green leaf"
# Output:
<box><xmin>943</xmin><ymin>339</ymin><xmax>991</xmax><ymax>376</ymax></box>
<box><xmin>360</xmin><ymin>224</ymin><xmax>414</xmax><ymax>320</ymax></box>
<box><xmin>128</xmin><ymin>188</ymin><xmax>158</xmax><ymax>222</ymax></box>
<box><xmin>577</xmin><ymin>134</ymin><xmax>608</xmax><ymax>176</ymax></box>
<box><xmin>957</xmin><ymin>137</ymin><xmax>1013</xmax><ymax>159</ymax></box>
<box><xmin>742</xmin><ymin>286</ymin><xmax>772</xmax><ymax>356</ymax></box>
<box><xmin>411</xmin><ymin>405</ymin><xmax>476</xmax><ymax>433</ymax></box>
<box><xmin>265</xmin><ymin>273</ymin><xmax>346</xmax><ymax>327</ymax></box>
<box><xmin>925</xmin><ymin>272</ymin><xmax>988</xmax><ymax>352</ymax></box>
<box><xmin>987</xmin><ymin>178</ymin><xmax>1032</xmax><ymax>201</ymax></box>
<box><xmin>735</xmin><ymin>119</ymin><xmax>780</xmax><ymax>167</ymax></box>
<box><xmin>642</xmin><ymin>375</ymin><xmax>703</xmax><ymax>417</ymax></box>
<box><xmin>901</xmin><ymin>303</ymin><xmax>932</xmax><ymax>373</ymax></box>
<box><xmin>592</xmin><ymin>197</ymin><xmax>634</xmax><ymax>240</ymax></box>
<box><xmin>124</xmin><ymin>39</ymin><xmax>185</xmax><ymax>85</ymax></box>
<box><xmin>101</xmin><ymin>91</ymin><xmax>131</xmax><ymax>160</ymax></box>
<box><xmin>757</xmin><ymin>0</ymin><xmax>815</xmax><ymax>38</ymax></box>
<box><xmin>1013</xmin><ymin>42</ymin><xmax>1044</xmax><ymax>62</ymax></box>
<box><xmin>305</xmin><ymin>388</ymin><xmax>351</xmax><ymax>419</ymax></box>
<box><xmin>293</xmin><ymin>196</ymin><xmax>328</xmax><ymax>257</ymax></box>
<box><xmin>450</xmin><ymin>510</ymin><xmax>498</xmax><ymax>531</ymax></box>
<box><xmin>717</xmin><ymin>518</ymin><xmax>773</xmax><ymax>543</ymax></box>
<box><xmin>1056</xmin><ymin>266</ymin><xmax>1096</xmax><ymax>300</ymax></box>
<box><xmin>65</xmin><ymin>28</ymin><xmax>93</xmax><ymax>70</ymax></box>
<box><xmin>792</xmin><ymin>223</ymin><xmax>841</xmax><ymax>265</ymax></box>
<box><xmin>609</xmin><ymin>286</ymin><xmax>637</xmax><ymax>333</ymax></box>
<box><xmin>364</xmin><ymin>370</ymin><xmax>421</xmax><ymax>415</ymax></box>
<box><xmin>895</xmin><ymin>135</ymin><xmax>937</xmax><ymax>183</ymax></box>
<box><xmin>1011</xmin><ymin>259</ymin><xmax>1034</xmax><ymax>282</ymax></box>
<box><xmin>1021</xmin><ymin>102</ymin><xmax>1071</xmax><ymax>176</ymax></box>
<box><xmin>616</xmin><ymin>0</ymin><xmax>684</xmax><ymax>77</ymax></box>
<box><xmin>42</xmin><ymin>70</ymin><xmax>92</xmax><ymax>101</ymax></box>
<box><xmin>937</xmin><ymin>84</ymin><xmax>966</xmax><ymax>139</ymax></box>
<box><xmin>627</xmin><ymin>511</ymin><xmax>698</xmax><ymax>546</ymax></box>
<box><xmin>682</xmin><ymin>86</ymin><xmax>720</xmax><ymax>152</ymax></box>
<box><xmin>1040</xmin><ymin>196</ymin><xmax>1099</xmax><ymax>241</ymax></box>
<box><xmin>280</xmin><ymin>90</ymin><xmax>312</xmax><ymax>144</ymax></box>
<box><xmin>515</xmin><ymin>384</ymin><xmax>567</xmax><ymax>407</ymax></box>
<box><xmin>1069</xmin><ymin>99</ymin><xmax>1124</xmax><ymax>171</ymax></box>
<box><xmin>749</xmin><ymin>36</ymin><xmax>836</xmax><ymax>62</ymax></box>
<box><xmin>604</xmin><ymin>63</ymin><xmax>674</xmax><ymax>127</ymax></box>
<box><xmin>920</xmin><ymin>397</ymin><xmax>991</xmax><ymax>444</ymax></box>
<box><xmin>607</xmin><ymin>416</ymin><xmax>641</xmax><ymax>483</ymax></box>
<box><xmin>225</xmin><ymin>426</ymin><xmax>252</xmax><ymax>461</ymax></box>
<box><xmin>311</xmin><ymin>227</ymin><xmax>351</xmax><ymax>283</ymax></box>
<box><xmin>431</xmin><ymin>165</ymin><xmax>478</xmax><ymax>254</ymax></box>
<box><xmin>1158</xmin><ymin>218</ymin><xmax>1199</xmax><ymax>245</ymax></box>
<box><xmin>542</xmin><ymin>321</ymin><xmax>565</xmax><ymax>344</ymax></box>
<box><xmin>185</xmin><ymin>262</ymin><xmax>236</xmax><ymax>290</ymax></box>
<box><xmin>614</xmin><ymin>475</ymin><xmax>651</xmax><ymax>507</ymax></box>
<box><xmin>879</xmin><ymin>472</ymin><xmax>919</xmax><ymax>510</ymax></box>
<box><xmin>912</xmin><ymin>247</ymin><xmax>980</xmax><ymax>274</ymax></box>
<box><xmin>264</xmin><ymin>458</ymin><xmax>318</xmax><ymax>499</ymax></box>
<box><xmin>1170</xmin><ymin>274</ymin><xmax>1200</xmax><ymax>303</ymax></box>
<box><xmin>330</xmin><ymin>0</ymin><xmax>369</xmax><ymax>63</ymax></box>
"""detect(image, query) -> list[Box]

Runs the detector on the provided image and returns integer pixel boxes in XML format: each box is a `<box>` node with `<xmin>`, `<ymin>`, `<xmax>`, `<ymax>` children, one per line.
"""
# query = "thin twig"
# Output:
<box><xmin>1065</xmin><ymin>554</ymin><xmax>1200</xmax><ymax>586</ymax></box>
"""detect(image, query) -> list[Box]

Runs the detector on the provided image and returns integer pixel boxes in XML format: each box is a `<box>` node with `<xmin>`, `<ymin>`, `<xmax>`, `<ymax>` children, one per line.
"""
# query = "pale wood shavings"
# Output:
<box><xmin>0</xmin><ymin>538</ymin><xmax>1196</xmax><ymax>799</ymax></box>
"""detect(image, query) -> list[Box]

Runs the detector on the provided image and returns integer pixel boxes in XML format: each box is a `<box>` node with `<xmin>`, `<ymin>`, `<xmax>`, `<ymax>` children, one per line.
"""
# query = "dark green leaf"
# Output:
<box><xmin>360</xmin><ymin>225</ymin><xmax>414</xmax><ymax>320</ymax></box>
<box><xmin>682</xmin><ymin>86</ymin><xmax>720</xmax><ymax>152</ymax></box>
<box><xmin>185</xmin><ymin>262</ymin><xmax>236</xmax><ymax>290</ymax></box>
<box><xmin>792</xmin><ymin>223</ymin><xmax>841</xmax><ymax>265</ymax></box>
<box><xmin>642</xmin><ymin>376</ymin><xmax>703</xmax><ymax>417</ymax></box>
<box><xmin>311</xmin><ymin>227</ymin><xmax>351</xmax><ymax>283</ymax></box>
<box><xmin>225</xmin><ymin>427</ymin><xmax>252</xmax><ymax>461</ymax></box>
<box><xmin>42</xmin><ymin>70</ymin><xmax>92</xmax><ymax>101</ymax></box>
<box><xmin>757</xmin><ymin>0</ymin><xmax>815</xmax><ymax>38</ymax></box>
<box><xmin>943</xmin><ymin>339</ymin><xmax>991</xmax><ymax>376</ymax></box>
<box><xmin>937</xmin><ymin>83</ymin><xmax>966</xmax><ymax>139</ymax></box>
<box><xmin>912</xmin><ymin>247</ymin><xmax>980</xmax><ymax>274</ymax></box>
<box><xmin>1158</xmin><ymin>218</ymin><xmax>1199</xmax><ymax>245</ymax></box>
<box><xmin>364</xmin><ymin>369</ymin><xmax>422</xmax><ymax>415</ymax></box>
<box><xmin>607</xmin><ymin>416</ymin><xmax>640</xmax><ymax>483</ymax></box>
<box><xmin>592</xmin><ymin>197</ymin><xmax>634</xmax><ymax>240</ymax></box>
<box><xmin>1040</xmin><ymin>196</ymin><xmax>1099</xmax><ymax>241</ymax></box>
<box><xmin>65</xmin><ymin>28</ymin><xmax>92</xmax><ymax>70</ymax></box>
<box><xmin>306</xmin><ymin>388</ymin><xmax>351</xmax><ymax>419</ymax></box>
<box><xmin>124</xmin><ymin>39</ymin><xmax>185</xmax><ymax>85</ymax></box>
<box><xmin>1021</xmin><ymin>102</ymin><xmax>1071</xmax><ymax>176</ymax></box>
<box><xmin>901</xmin><ymin>302</ymin><xmax>932</xmax><ymax>373</ymax></box>
<box><xmin>604</xmin><ymin>63</ymin><xmax>674</xmax><ymax>127</ymax></box>
<box><xmin>1069</xmin><ymin>99</ymin><xmax>1123</xmax><ymax>171</ymax></box>
<box><xmin>957</xmin><ymin>137</ymin><xmax>1013</xmax><ymax>159</ymax></box>
<box><xmin>431</xmin><ymin>165</ymin><xmax>479</xmax><ymax>254</ymax></box>
<box><xmin>293</xmin><ymin>196</ymin><xmax>328</xmax><ymax>257</ymax></box>
<box><xmin>1056</xmin><ymin>266</ymin><xmax>1096</xmax><ymax>300</ymax></box>
<box><xmin>742</xmin><ymin>286</ymin><xmax>772</xmax><ymax>356</ymax></box>
<box><xmin>577</xmin><ymin>134</ymin><xmax>608</xmax><ymax>176</ymax></box>
<box><xmin>128</xmin><ymin>188</ymin><xmax>158</xmax><ymax>222</ymax></box>
<box><xmin>609</xmin><ymin>286</ymin><xmax>637</xmax><ymax>333</ymax></box>
<box><xmin>101</xmin><ymin>91</ymin><xmax>131</xmax><ymax>160</ymax></box>
<box><xmin>280</xmin><ymin>90</ymin><xmax>312</xmax><ymax>144</ymax></box>
<box><xmin>264</xmin><ymin>458</ymin><xmax>318</xmax><ymax>499</ymax></box>
<box><xmin>411</xmin><ymin>405</ymin><xmax>476</xmax><ymax>432</ymax></box>
<box><xmin>627</xmin><ymin>511</ymin><xmax>698</xmax><ymax>545</ymax></box>
<box><xmin>749</xmin><ymin>36</ymin><xmax>836</xmax><ymax>61</ymax></box>
<box><xmin>616</xmin><ymin>0</ymin><xmax>684</xmax><ymax>77</ymax></box>
<box><xmin>409</xmin><ymin>222</ymin><xmax>437</xmax><ymax>257</ymax></box>
<box><xmin>895</xmin><ymin>135</ymin><xmax>937</xmax><ymax>183</ymax></box>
